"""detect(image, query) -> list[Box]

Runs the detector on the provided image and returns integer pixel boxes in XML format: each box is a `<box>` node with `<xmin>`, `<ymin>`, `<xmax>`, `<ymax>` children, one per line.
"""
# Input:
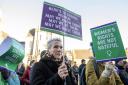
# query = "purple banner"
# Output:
<box><xmin>41</xmin><ymin>2</ymin><xmax>82</xmax><ymax>40</ymax></box>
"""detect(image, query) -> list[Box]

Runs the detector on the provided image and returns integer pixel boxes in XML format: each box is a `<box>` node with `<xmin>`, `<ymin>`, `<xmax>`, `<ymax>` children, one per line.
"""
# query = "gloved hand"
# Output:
<box><xmin>0</xmin><ymin>66</ymin><xmax>10</xmax><ymax>80</ymax></box>
<box><xmin>101</xmin><ymin>62</ymin><xmax>114</xmax><ymax>77</ymax></box>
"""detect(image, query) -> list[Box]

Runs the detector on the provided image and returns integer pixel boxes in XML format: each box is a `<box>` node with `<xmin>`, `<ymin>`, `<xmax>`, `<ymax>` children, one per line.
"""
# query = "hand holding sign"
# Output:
<box><xmin>101</xmin><ymin>61</ymin><xmax>114</xmax><ymax>77</ymax></box>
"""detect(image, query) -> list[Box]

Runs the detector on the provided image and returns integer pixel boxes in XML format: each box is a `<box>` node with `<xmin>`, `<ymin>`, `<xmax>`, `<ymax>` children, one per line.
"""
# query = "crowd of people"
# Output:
<box><xmin>1</xmin><ymin>38</ymin><xmax>128</xmax><ymax>85</ymax></box>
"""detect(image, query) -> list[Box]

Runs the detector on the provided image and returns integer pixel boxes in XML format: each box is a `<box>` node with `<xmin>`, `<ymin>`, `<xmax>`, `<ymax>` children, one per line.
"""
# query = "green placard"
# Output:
<box><xmin>90</xmin><ymin>22</ymin><xmax>126</xmax><ymax>62</ymax></box>
<box><xmin>0</xmin><ymin>37</ymin><xmax>25</xmax><ymax>71</ymax></box>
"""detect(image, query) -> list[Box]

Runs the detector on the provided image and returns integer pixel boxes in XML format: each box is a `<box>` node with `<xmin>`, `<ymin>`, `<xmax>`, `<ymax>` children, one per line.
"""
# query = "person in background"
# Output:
<box><xmin>79</xmin><ymin>59</ymin><xmax>86</xmax><ymax>76</ymax></box>
<box><xmin>71</xmin><ymin>61</ymin><xmax>79</xmax><ymax>83</ymax></box>
<box><xmin>30</xmin><ymin>38</ymin><xmax>77</xmax><ymax>85</ymax></box>
<box><xmin>124</xmin><ymin>61</ymin><xmax>128</xmax><ymax>73</ymax></box>
<box><xmin>66</xmin><ymin>60</ymin><xmax>72</xmax><ymax>68</ymax></box>
<box><xmin>16</xmin><ymin>62</ymin><xmax>25</xmax><ymax>77</ymax></box>
<box><xmin>115</xmin><ymin>60</ymin><xmax>128</xmax><ymax>85</ymax></box>
<box><xmin>21</xmin><ymin>60</ymin><xmax>35</xmax><ymax>85</ymax></box>
<box><xmin>16</xmin><ymin>62</ymin><xmax>25</xmax><ymax>85</ymax></box>
<box><xmin>86</xmin><ymin>57</ymin><xmax>124</xmax><ymax>85</ymax></box>
<box><xmin>40</xmin><ymin>50</ymin><xmax>47</xmax><ymax>59</ymax></box>
<box><xmin>78</xmin><ymin>59</ymin><xmax>86</xmax><ymax>85</ymax></box>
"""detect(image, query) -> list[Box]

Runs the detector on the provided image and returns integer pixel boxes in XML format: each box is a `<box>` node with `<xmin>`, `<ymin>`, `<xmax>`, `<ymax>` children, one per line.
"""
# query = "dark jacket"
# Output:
<box><xmin>78</xmin><ymin>64</ymin><xmax>86</xmax><ymax>76</ymax></box>
<box><xmin>30</xmin><ymin>57</ymin><xmax>77</xmax><ymax>85</ymax></box>
<box><xmin>116</xmin><ymin>65</ymin><xmax>128</xmax><ymax>85</ymax></box>
<box><xmin>79</xmin><ymin>67</ymin><xmax>86</xmax><ymax>85</ymax></box>
<box><xmin>16</xmin><ymin>64</ymin><xmax>25</xmax><ymax>77</ymax></box>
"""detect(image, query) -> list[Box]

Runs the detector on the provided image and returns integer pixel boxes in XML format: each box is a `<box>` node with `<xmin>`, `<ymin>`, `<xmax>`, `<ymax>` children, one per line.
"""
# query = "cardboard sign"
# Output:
<box><xmin>90</xmin><ymin>22</ymin><xmax>126</xmax><ymax>62</ymax></box>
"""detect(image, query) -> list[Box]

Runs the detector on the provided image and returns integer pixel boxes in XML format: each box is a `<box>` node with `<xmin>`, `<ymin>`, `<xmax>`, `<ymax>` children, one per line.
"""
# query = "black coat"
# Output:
<box><xmin>78</xmin><ymin>64</ymin><xmax>86</xmax><ymax>85</ymax></box>
<box><xmin>30</xmin><ymin>57</ymin><xmax>77</xmax><ymax>85</ymax></box>
<box><xmin>78</xmin><ymin>64</ymin><xmax>85</xmax><ymax>75</ymax></box>
<box><xmin>117</xmin><ymin>65</ymin><xmax>128</xmax><ymax>85</ymax></box>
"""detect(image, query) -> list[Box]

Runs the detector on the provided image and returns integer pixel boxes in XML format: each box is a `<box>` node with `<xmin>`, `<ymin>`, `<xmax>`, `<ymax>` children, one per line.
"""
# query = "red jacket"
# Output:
<box><xmin>21</xmin><ymin>66</ymin><xmax>30</xmax><ymax>85</ymax></box>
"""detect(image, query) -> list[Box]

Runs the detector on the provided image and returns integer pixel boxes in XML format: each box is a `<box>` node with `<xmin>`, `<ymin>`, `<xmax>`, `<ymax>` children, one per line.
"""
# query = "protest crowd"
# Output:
<box><xmin>1</xmin><ymin>32</ymin><xmax>128</xmax><ymax>85</ymax></box>
<box><xmin>1</xmin><ymin>2</ymin><xmax>128</xmax><ymax>85</ymax></box>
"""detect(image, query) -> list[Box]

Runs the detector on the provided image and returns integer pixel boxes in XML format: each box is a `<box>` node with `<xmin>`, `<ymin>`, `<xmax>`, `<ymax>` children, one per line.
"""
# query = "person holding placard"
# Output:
<box><xmin>86</xmin><ymin>57</ymin><xmax>124</xmax><ymax>85</ymax></box>
<box><xmin>30</xmin><ymin>38</ymin><xmax>77</xmax><ymax>85</ymax></box>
